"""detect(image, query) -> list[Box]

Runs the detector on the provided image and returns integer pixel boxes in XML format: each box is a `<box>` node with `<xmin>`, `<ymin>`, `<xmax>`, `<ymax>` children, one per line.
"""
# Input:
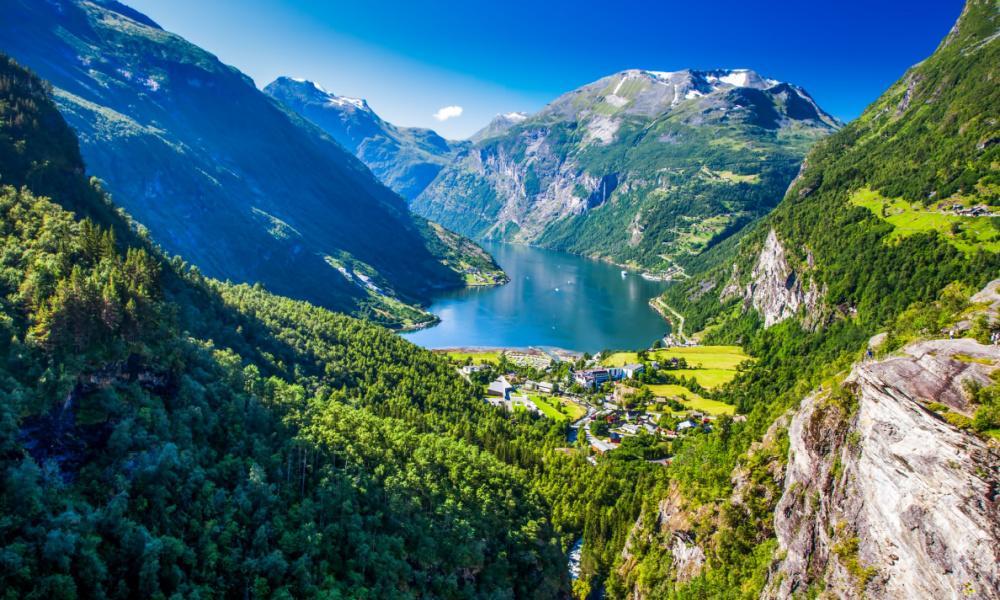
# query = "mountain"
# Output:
<box><xmin>470</xmin><ymin>111</ymin><xmax>529</xmax><ymax>143</ymax></box>
<box><xmin>412</xmin><ymin>68</ymin><xmax>840</xmax><ymax>272</ymax></box>
<box><xmin>0</xmin><ymin>0</ymin><xmax>504</xmax><ymax>329</ymax></box>
<box><xmin>664</xmin><ymin>0</ymin><xmax>999</xmax><ymax>336</ymax></box>
<box><xmin>610</xmin><ymin>1</ymin><xmax>1000</xmax><ymax>597</ymax></box>
<box><xmin>264</xmin><ymin>76</ymin><xmax>465</xmax><ymax>200</ymax></box>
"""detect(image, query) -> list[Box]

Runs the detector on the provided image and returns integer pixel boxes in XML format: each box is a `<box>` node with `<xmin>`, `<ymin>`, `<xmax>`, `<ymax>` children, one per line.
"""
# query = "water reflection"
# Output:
<box><xmin>403</xmin><ymin>243</ymin><xmax>670</xmax><ymax>352</ymax></box>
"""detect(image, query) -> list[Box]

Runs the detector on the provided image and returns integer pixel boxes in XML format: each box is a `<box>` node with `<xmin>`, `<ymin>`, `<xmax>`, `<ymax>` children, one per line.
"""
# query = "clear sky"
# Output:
<box><xmin>126</xmin><ymin>0</ymin><xmax>964</xmax><ymax>139</ymax></box>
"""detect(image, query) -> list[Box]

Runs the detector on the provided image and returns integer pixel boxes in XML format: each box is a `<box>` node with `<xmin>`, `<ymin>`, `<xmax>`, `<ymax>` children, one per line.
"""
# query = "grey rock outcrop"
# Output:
<box><xmin>765</xmin><ymin>338</ymin><xmax>1000</xmax><ymax>599</ymax></box>
<box><xmin>726</xmin><ymin>229</ymin><xmax>824</xmax><ymax>328</ymax></box>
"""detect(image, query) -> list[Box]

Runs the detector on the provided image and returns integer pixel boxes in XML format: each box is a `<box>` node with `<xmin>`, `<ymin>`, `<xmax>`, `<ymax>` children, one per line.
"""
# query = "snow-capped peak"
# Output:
<box><xmin>276</xmin><ymin>77</ymin><xmax>370</xmax><ymax>111</ymax></box>
<box><xmin>502</xmin><ymin>112</ymin><xmax>528</xmax><ymax>122</ymax></box>
<box><xmin>328</xmin><ymin>95</ymin><xmax>368</xmax><ymax>110</ymax></box>
<box><xmin>702</xmin><ymin>69</ymin><xmax>781</xmax><ymax>89</ymax></box>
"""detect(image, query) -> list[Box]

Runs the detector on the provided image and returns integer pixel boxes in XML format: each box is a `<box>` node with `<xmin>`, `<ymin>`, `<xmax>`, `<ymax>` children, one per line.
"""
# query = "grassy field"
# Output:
<box><xmin>851</xmin><ymin>188</ymin><xmax>1000</xmax><ymax>255</ymax></box>
<box><xmin>671</xmin><ymin>368</ymin><xmax>739</xmax><ymax>388</ymax></box>
<box><xmin>437</xmin><ymin>350</ymin><xmax>502</xmax><ymax>364</ymax></box>
<box><xmin>602</xmin><ymin>345</ymin><xmax>750</xmax><ymax>389</ymax></box>
<box><xmin>530</xmin><ymin>395</ymin><xmax>586</xmax><ymax>422</ymax></box>
<box><xmin>646</xmin><ymin>384</ymin><xmax>736</xmax><ymax>416</ymax></box>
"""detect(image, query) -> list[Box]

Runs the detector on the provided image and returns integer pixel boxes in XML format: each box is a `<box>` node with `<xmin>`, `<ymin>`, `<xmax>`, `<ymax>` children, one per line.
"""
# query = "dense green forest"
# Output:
<box><xmin>0</xmin><ymin>55</ymin><xmax>674</xmax><ymax>598</ymax></box>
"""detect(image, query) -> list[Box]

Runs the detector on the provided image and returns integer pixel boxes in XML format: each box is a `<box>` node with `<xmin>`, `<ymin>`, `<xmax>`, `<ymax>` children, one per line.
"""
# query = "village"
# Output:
<box><xmin>439</xmin><ymin>339</ymin><xmax>751</xmax><ymax>466</ymax></box>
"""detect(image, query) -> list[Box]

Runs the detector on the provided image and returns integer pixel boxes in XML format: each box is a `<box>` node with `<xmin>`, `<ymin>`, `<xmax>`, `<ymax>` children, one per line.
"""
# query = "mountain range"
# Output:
<box><xmin>0</xmin><ymin>0</ymin><xmax>504</xmax><ymax>329</ymax></box>
<box><xmin>409</xmin><ymin>68</ymin><xmax>841</xmax><ymax>271</ymax></box>
<box><xmin>0</xmin><ymin>0</ymin><xmax>997</xmax><ymax>598</ymax></box>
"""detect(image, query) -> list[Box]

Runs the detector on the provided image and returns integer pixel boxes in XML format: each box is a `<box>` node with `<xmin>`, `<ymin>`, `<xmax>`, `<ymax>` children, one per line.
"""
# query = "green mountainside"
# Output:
<box><xmin>0</xmin><ymin>0</ymin><xmax>504</xmax><ymax>329</ymax></box>
<box><xmin>665</xmin><ymin>0</ymin><xmax>999</xmax><ymax>336</ymax></box>
<box><xmin>264</xmin><ymin>77</ymin><xmax>466</xmax><ymax>201</ymax></box>
<box><xmin>413</xmin><ymin>69</ymin><xmax>840</xmax><ymax>271</ymax></box>
<box><xmin>609</xmin><ymin>1</ymin><xmax>1000</xmax><ymax>597</ymax></box>
<box><xmin>0</xmin><ymin>54</ymin><xmax>672</xmax><ymax>598</ymax></box>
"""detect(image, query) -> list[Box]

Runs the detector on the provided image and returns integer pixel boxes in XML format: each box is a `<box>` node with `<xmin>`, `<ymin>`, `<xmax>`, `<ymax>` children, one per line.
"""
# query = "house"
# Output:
<box><xmin>591</xmin><ymin>439</ymin><xmax>614</xmax><ymax>454</ymax></box>
<box><xmin>658</xmin><ymin>428</ymin><xmax>678</xmax><ymax>439</ymax></box>
<box><xmin>677</xmin><ymin>420</ymin><xmax>696</xmax><ymax>431</ymax></box>
<box><xmin>622</xmin><ymin>363</ymin><xmax>645</xmax><ymax>379</ymax></box>
<box><xmin>523</xmin><ymin>380</ymin><xmax>539</xmax><ymax>391</ymax></box>
<box><xmin>620</xmin><ymin>423</ymin><xmax>640</xmax><ymax>435</ymax></box>
<box><xmin>537</xmin><ymin>381</ymin><xmax>555</xmax><ymax>394</ymax></box>
<box><xmin>487</xmin><ymin>376</ymin><xmax>513</xmax><ymax>399</ymax></box>
<box><xmin>461</xmin><ymin>364</ymin><xmax>488</xmax><ymax>375</ymax></box>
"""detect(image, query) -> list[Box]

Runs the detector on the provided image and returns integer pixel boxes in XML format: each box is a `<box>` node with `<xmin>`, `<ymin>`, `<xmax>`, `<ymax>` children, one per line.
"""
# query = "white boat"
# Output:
<box><xmin>620</xmin><ymin>270</ymin><xmax>628</xmax><ymax>278</ymax></box>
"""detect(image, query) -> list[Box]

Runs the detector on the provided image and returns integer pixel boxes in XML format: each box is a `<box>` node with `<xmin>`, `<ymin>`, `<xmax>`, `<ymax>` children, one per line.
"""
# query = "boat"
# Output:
<box><xmin>620</xmin><ymin>270</ymin><xmax>628</xmax><ymax>278</ymax></box>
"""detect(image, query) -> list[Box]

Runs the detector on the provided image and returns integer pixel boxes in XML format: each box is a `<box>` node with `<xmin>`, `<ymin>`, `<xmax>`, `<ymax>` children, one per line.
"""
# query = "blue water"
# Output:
<box><xmin>402</xmin><ymin>242</ymin><xmax>670</xmax><ymax>352</ymax></box>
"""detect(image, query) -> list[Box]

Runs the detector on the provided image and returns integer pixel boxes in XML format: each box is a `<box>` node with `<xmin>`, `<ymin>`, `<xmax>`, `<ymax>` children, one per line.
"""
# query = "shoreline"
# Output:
<box><xmin>431</xmin><ymin>346</ymin><xmax>584</xmax><ymax>361</ymax></box>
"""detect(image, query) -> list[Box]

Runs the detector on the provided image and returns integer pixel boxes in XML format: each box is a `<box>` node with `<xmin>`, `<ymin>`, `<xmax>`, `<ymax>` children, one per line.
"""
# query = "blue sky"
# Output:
<box><xmin>127</xmin><ymin>0</ymin><xmax>964</xmax><ymax>139</ymax></box>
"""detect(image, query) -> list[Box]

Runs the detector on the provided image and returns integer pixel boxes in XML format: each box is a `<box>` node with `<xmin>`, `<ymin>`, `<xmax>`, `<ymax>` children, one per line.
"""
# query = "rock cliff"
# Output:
<box><xmin>765</xmin><ymin>337</ymin><xmax>1000</xmax><ymax>598</ymax></box>
<box><xmin>722</xmin><ymin>229</ymin><xmax>824</xmax><ymax>327</ymax></box>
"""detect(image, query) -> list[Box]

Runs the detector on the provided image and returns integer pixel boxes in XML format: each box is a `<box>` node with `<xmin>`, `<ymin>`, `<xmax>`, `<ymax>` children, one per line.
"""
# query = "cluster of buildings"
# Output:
<box><xmin>572</xmin><ymin>363</ymin><xmax>644</xmax><ymax>390</ymax></box>
<box><xmin>485</xmin><ymin>376</ymin><xmax>542</xmax><ymax>414</ymax></box>
<box><xmin>947</xmin><ymin>203</ymin><xmax>995</xmax><ymax>217</ymax></box>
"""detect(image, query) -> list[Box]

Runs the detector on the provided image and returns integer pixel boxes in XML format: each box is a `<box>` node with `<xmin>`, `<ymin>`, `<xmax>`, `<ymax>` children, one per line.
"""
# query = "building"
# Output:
<box><xmin>537</xmin><ymin>381</ymin><xmax>555</xmax><ymax>394</ymax></box>
<box><xmin>677</xmin><ymin>420</ymin><xmax>696</xmax><ymax>431</ymax></box>
<box><xmin>573</xmin><ymin>368</ymin><xmax>624</xmax><ymax>390</ymax></box>
<box><xmin>590</xmin><ymin>438</ymin><xmax>614</xmax><ymax>454</ymax></box>
<box><xmin>622</xmin><ymin>363</ymin><xmax>645</xmax><ymax>379</ymax></box>
<box><xmin>487</xmin><ymin>376</ymin><xmax>513</xmax><ymax>400</ymax></box>
<box><xmin>460</xmin><ymin>364</ymin><xmax>488</xmax><ymax>375</ymax></box>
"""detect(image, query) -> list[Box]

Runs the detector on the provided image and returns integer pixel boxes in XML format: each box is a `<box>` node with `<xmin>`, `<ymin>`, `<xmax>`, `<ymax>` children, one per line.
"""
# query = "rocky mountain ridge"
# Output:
<box><xmin>264</xmin><ymin>76</ymin><xmax>464</xmax><ymax>200</ymax></box>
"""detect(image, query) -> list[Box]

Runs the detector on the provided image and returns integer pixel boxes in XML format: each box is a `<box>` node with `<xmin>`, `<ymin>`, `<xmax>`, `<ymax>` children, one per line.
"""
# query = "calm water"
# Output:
<box><xmin>402</xmin><ymin>243</ymin><xmax>670</xmax><ymax>352</ymax></box>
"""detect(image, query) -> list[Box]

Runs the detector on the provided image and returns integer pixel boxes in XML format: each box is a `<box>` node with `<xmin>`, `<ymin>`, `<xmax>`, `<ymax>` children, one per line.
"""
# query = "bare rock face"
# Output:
<box><xmin>617</xmin><ymin>484</ymin><xmax>706</xmax><ymax>597</ymax></box>
<box><xmin>765</xmin><ymin>338</ymin><xmax>1000</xmax><ymax>599</ymax></box>
<box><xmin>731</xmin><ymin>229</ymin><xmax>824</xmax><ymax>328</ymax></box>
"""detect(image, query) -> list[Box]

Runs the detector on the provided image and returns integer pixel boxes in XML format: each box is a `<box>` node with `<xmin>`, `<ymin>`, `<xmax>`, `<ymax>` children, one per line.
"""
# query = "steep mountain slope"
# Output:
<box><xmin>666</xmin><ymin>0</ymin><xmax>999</xmax><ymax>335</ymax></box>
<box><xmin>413</xmin><ymin>68</ymin><xmax>840</xmax><ymax>271</ymax></box>
<box><xmin>611</xmin><ymin>2</ymin><xmax>1000</xmax><ymax>597</ymax></box>
<box><xmin>0</xmin><ymin>54</ymin><xmax>568</xmax><ymax>599</ymax></box>
<box><xmin>0</xmin><ymin>0</ymin><xmax>503</xmax><ymax>329</ymax></box>
<box><xmin>264</xmin><ymin>77</ymin><xmax>465</xmax><ymax>200</ymax></box>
